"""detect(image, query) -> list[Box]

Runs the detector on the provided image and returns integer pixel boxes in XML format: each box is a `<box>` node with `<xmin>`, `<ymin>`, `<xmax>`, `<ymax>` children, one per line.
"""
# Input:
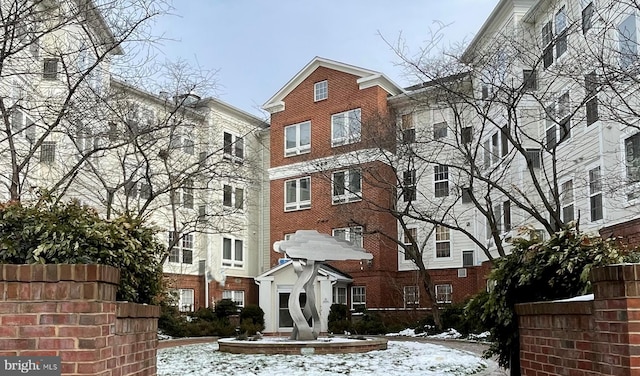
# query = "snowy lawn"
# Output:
<box><xmin>157</xmin><ymin>340</ymin><xmax>488</xmax><ymax>375</ymax></box>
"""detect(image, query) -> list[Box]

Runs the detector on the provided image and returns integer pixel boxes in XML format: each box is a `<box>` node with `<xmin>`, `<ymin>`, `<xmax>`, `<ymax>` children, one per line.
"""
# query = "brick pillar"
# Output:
<box><xmin>591</xmin><ymin>264</ymin><xmax>640</xmax><ymax>375</ymax></box>
<box><xmin>0</xmin><ymin>264</ymin><xmax>159</xmax><ymax>376</ymax></box>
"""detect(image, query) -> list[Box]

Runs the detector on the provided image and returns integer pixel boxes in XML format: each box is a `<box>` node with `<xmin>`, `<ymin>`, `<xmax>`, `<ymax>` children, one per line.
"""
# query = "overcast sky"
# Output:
<box><xmin>149</xmin><ymin>1</ymin><xmax>500</xmax><ymax>118</ymax></box>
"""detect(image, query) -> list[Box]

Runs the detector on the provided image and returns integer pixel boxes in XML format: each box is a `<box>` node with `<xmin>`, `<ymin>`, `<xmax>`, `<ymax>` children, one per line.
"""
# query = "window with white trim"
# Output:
<box><xmin>404</xmin><ymin>286</ymin><xmax>419</xmax><ymax>307</ymax></box>
<box><xmin>542</xmin><ymin>20</ymin><xmax>554</xmax><ymax>69</ymax></box>
<box><xmin>40</xmin><ymin>141</ymin><xmax>56</xmax><ymax>163</ymax></box>
<box><xmin>11</xmin><ymin>109</ymin><xmax>36</xmax><ymax>141</ymax></box>
<box><xmin>43</xmin><ymin>58</ymin><xmax>59</xmax><ymax>80</ymax></box>
<box><xmin>351</xmin><ymin>286</ymin><xmax>366</xmax><ymax>310</ymax></box>
<box><xmin>625</xmin><ymin>133</ymin><xmax>640</xmax><ymax>182</ymax></box>
<box><xmin>222</xmin><ymin>237</ymin><xmax>244</xmax><ymax>268</ymax></box>
<box><xmin>619</xmin><ymin>13</ymin><xmax>638</xmax><ymax>69</ymax></box>
<box><xmin>589</xmin><ymin>167</ymin><xmax>603</xmax><ymax>221</ymax></box>
<box><xmin>435</xmin><ymin>225</ymin><xmax>451</xmax><ymax>258</ymax></box>
<box><xmin>333</xmin><ymin>286</ymin><xmax>347</xmax><ymax>305</ymax></box>
<box><xmin>555</xmin><ymin>6</ymin><xmax>568</xmax><ymax>58</ymax></box>
<box><xmin>181</xmin><ymin>234</ymin><xmax>193</xmax><ymax>264</ymax></box>
<box><xmin>403</xmin><ymin>169</ymin><xmax>416</xmax><ymax>202</ymax></box>
<box><xmin>332</xmin><ymin>168</ymin><xmax>361</xmax><ymax>204</ymax></box>
<box><xmin>434</xmin><ymin>165</ymin><xmax>449</xmax><ymax>197</ymax></box>
<box><xmin>178</xmin><ymin>289</ymin><xmax>194</xmax><ymax>312</ymax></box>
<box><xmin>285</xmin><ymin>177</ymin><xmax>311</xmax><ymax>211</ymax></box>
<box><xmin>332</xmin><ymin>226</ymin><xmax>363</xmax><ymax>248</ymax></box>
<box><xmin>433</xmin><ymin>122</ymin><xmax>448</xmax><ymax>140</ymax></box>
<box><xmin>585</xmin><ymin>71</ymin><xmax>599</xmax><ymax>126</ymax></box>
<box><xmin>561</xmin><ymin>179</ymin><xmax>575</xmax><ymax>223</ymax></box>
<box><xmin>223</xmin><ymin>132</ymin><xmax>244</xmax><ymax>163</ymax></box>
<box><xmin>182</xmin><ymin>179</ymin><xmax>194</xmax><ymax>209</ymax></box>
<box><xmin>435</xmin><ymin>284</ymin><xmax>452</xmax><ymax>303</ymax></box>
<box><xmin>545</xmin><ymin>92</ymin><xmax>571</xmax><ymax>150</ymax></box>
<box><xmin>331</xmin><ymin>108</ymin><xmax>361</xmax><ymax>146</ymax></box>
<box><xmin>582</xmin><ymin>2</ymin><xmax>594</xmax><ymax>34</ymax></box>
<box><xmin>314</xmin><ymin>80</ymin><xmax>328</xmax><ymax>101</ymax></box>
<box><xmin>223</xmin><ymin>184</ymin><xmax>244</xmax><ymax>210</ymax></box>
<box><xmin>403</xmin><ymin>227</ymin><xmax>417</xmax><ymax>261</ymax></box>
<box><xmin>461</xmin><ymin>126</ymin><xmax>472</xmax><ymax>144</ymax></box>
<box><xmin>401</xmin><ymin>113</ymin><xmax>415</xmax><ymax>143</ymax></box>
<box><xmin>503</xmin><ymin>200</ymin><xmax>512</xmax><ymax>232</ymax></box>
<box><xmin>222</xmin><ymin>290</ymin><xmax>245</xmax><ymax>308</ymax></box>
<box><xmin>167</xmin><ymin>232</ymin><xmax>193</xmax><ymax>264</ymax></box>
<box><xmin>285</xmin><ymin>121</ymin><xmax>311</xmax><ymax>156</ymax></box>
<box><xmin>462</xmin><ymin>250</ymin><xmax>474</xmax><ymax>267</ymax></box>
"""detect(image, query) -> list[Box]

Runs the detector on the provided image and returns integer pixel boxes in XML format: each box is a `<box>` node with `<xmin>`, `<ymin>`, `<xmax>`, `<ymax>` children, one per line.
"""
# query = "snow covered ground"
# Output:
<box><xmin>157</xmin><ymin>340</ymin><xmax>488</xmax><ymax>376</ymax></box>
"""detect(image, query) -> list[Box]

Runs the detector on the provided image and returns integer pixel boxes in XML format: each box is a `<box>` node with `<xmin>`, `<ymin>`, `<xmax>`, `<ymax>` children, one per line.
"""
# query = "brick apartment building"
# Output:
<box><xmin>260</xmin><ymin>57</ymin><xmax>490</xmax><ymax>325</ymax></box>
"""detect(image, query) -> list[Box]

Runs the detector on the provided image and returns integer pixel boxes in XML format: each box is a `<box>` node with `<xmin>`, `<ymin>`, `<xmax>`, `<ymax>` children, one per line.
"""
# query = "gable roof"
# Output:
<box><xmin>254</xmin><ymin>260</ymin><xmax>353</xmax><ymax>283</ymax></box>
<box><xmin>262</xmin><ymin>56</ymin><xmax>404</xmax><ymax>114</ymax></box>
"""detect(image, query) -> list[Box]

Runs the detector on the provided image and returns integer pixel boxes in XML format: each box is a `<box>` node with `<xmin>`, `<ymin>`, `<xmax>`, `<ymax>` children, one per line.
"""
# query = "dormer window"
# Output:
<box><xmin>314</xmin><ymin>80</ymin><xmax>328</xmax><ymax>101</ymax></box>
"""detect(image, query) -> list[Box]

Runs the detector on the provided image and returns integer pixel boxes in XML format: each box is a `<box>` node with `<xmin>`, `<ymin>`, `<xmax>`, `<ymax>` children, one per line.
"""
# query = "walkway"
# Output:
<box><xmin>158</xmin><ymin>336</ymin><xmax>509</xmax><ymax>375</ymax></box>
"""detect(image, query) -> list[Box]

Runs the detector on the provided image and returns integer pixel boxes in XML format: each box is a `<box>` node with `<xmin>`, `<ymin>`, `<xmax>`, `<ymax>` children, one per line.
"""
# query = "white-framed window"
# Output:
<box><xmin>545</xmin><ymin>92</ymin><xmax>571</xmax><ymax>150</ymax></box>
<box><xmin>561</xmin><ymin>179</ymin><xmax>575</xmax><ymax>223</ymax></box>
<box><xmin>433</xmin><ymin>121</ymin><xmax>448</xmax><ymax>140</ymax></box>
<box><xmin>401</xmin><ymin>113</ymin><xmax>415</xmax><ymax>143</ymax></box>
<box><xmin>434</xmin><ymin>165</ymin><xmax>449</xmax><ymax>197</ymax></box>
<box><xmin>555</xmin><ymin>6</ymin><xmax>568</xmax><ymax>58</ymax></box>
<box><xmin>40</xmin><ymin>141</ymin><xmax>56</xmax><ymax>163</ymax></box>
<box><xmin>625</xmin><ymin>133</ymin><xmax>640</xmax><ymax>182</ymax></box>
<box><xmin>222</xmin><ymin>237</ymin><xmax>244</xmax><ymax>268</ymax></box>
<box><xmin>542</xmin><ymin>20</ymin><xmax>554</xmax><ymax>69</ymax></box>
<box><xmin>167</xmin><ymin>232</ymin><xmax>193</xmax><ymax>264</ymax></box>
<box><xmin>503</xmin><ymin>200</ymin><xmax>512</xmax><ymax>232</ymax></box>
<box><xmin>589</xmin><ymin>166</ymin><xmax>603</xmax><ymax>221</ymax></box>
<box><xmin>222</xmin><ymin>290</ymin><xmax>245</xmax><ymax>308</ymax></box>
<box><xmin>404</xmin><ymin>286</ymin><xmax>419</xmax><ymax>307</ymax></box>
<box><xmin>582</xmin><ymin>2</ymin><xmax>594</xmax><ymax>34</ymax></box>
<box><xmin>178</xmin><ymin>288</ymin><xmax>194</xmax><ymax>312</ymax></box>
<box><xmin>461</xmin><ymin>126</ymin><xmax>472</xmax><ymax>144</ymax></box>
<box><xmin>351</xmin><ymin>286</ymin><xmax>366</xmax><ymax>310</ymax></box>
<box><xmin>314</xmin><ymin>80</ymin><xmax>328</xmax><ymax>101</ymax></box>
<box><xmin>332</xmin><ymin>226</ymin><xmax>363</xmax><ymax>247</ymax></box>
<box><xmin>403</xmin><ymin>169</ymin><xmax>417</xmax><ymax>202</ymax></box>
<box><xmin>462</xmin><ymin>250</ymin><xmax>474</xmax><ymax>267</ymax></box>
<box><xmin>435</xmin><ymin>284</ymin><xmax>452</xmax><ymax>303</ymax></box>
<box><xmin>585</xmin><ymin>71</ymin><xmax>599</xmax><ymax>126</ymax></box>
<box><xmin>182</xmin><ymin>179</ymin><xmax>194</xmax><ymax>209</ymax></box>
<box><xmin>285</xmin><ymin>177</ymin><xmax>311</xmax><ymax>211</ymax></box>
<box><xmin>435</xmin><ymin>225</ymin><xmax>451</xmax><ymax>258</ymax></box>
<box><xmin>523</xmin><ymin>69</ymin><xmax>537</xmax><ymax>91</ymax></box>
<box><xmin>484</xmin><ymin>131</ymin><xmax>507</xmax><ymax>168</ymax></box>
<box><xmin>619</xmin><ymin>13</ymin><xmax>638</xmax><ymax>69</ymax></box>
<box><xmin>182</xmin><ymin>234</ymin><xmax>193</xmax><ymax>264</ymax></box>
<box><xmin>223</xmin><ymin>132</ymin><xmax>244</xmax><ymax>163</ymax></box>
<box><xmin>11</xmin><ymin>109</ymin><xmax>36</xmax><ymax>141</ymax></box>
<box><xmin>331</xmin><ymin>108</ymin><xmax>361</xmax><ymax>147</ymax></box>
<box><xmin>43</xmin><ymin>58</ymin><xmax>59</xmax><ymax>80</ymax></box>
<box><xmin>167</xmin><ymin>231</ymin><xmax>180</xmax><ymax>263</ymax></box>
<box><xmin>223</xmin><ymin>184</ymin><xmax>244</xmax><ymax>210</ymax></box>
<box><xmin>332</xmin><ymin>168</ymin><xmax>361</xmax><ymax>204</ymax></box>
<box><xmin>525</xmin><ymin>148</ymin><xmax>542</xmax><ymax>168</ymax></box>
<box><xmin>403</xmin><ymin>227</ymin><xmax>418</xmax><ymax>261</ymax></box>
<box><xmin>285</xmin><ymin>121</ymin><xmax>311</xmax><ymax>156</ymax></box>
<box><xmin>333</xmin><ymin>286</ymin><xmax>347</xmax><ymax>305</ymax></box>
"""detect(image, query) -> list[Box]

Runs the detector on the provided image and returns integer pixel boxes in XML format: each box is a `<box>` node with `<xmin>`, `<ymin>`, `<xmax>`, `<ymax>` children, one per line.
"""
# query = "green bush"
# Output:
<box><xmin>352</xmin><ymin>310</ymin><xmax>386</xmax><ymax>335</ymax></box>
<box><xmin>0</xmin><ymin>198</ymin><xmax>164</xmax><ymax>304</ymax></box>
<box><xmin>481</xmin><ymin>226</ymin><xmax>632</xmax><ymax>371</ymax></box>
<box><xmin>239</xmin><ymin>304</ymin><xmax>264</xmax><ymax>335</ymax></box>
<box><xmin>159</xmin><ymin>303</ymin><xmax>238</xmax><ymax>338</ymax></box>
<box><xmin>328</xmin><ymin>303</ymin><xmax>352</xmax><ymax>334</ymax></box>
<box><xmin>215</xmin><ymin>299</ymin><xmax>239</xmax><ymax>319</ymax></box>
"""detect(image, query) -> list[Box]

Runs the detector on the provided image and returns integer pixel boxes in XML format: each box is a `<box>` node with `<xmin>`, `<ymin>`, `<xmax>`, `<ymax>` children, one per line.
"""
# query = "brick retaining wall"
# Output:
<box><xmin>516</xmin><ymin>264</ymin><xmax>640</xmax><ymax>376</ymax></box>
<box><xmin>0</xmin><ymin>264</ymin><xmax>160</xmax><ymax>376</ymax></box>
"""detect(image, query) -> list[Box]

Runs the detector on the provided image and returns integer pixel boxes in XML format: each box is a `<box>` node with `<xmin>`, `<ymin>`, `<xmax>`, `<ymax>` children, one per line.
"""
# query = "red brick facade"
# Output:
<box><xmin>516</xmin><ymin>264</ymin><xmax>640</xmax><ymax>376</ymax></box>
<box><xmin>267</xmin><ymin>61</ymin><xmax>490</xmax><ymax>314</ymax></box>
<box><xmin>0</xmin><ymin>264</ymin><xmax>159</xmax><ymax>376</ymax></box>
